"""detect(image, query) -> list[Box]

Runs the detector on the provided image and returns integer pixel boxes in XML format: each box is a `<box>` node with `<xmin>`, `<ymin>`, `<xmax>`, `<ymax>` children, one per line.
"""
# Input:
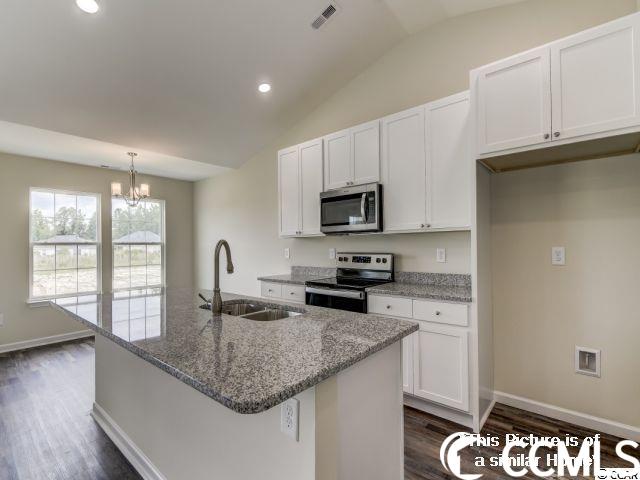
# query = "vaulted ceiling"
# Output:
<box><xmin>0</xmin><ymin>0</ymin><xmax>523</xmax><ymax>179</ymax></box>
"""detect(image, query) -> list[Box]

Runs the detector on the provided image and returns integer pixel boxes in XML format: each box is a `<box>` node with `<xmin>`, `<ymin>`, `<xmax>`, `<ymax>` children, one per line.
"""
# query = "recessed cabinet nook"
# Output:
<box><xmin>274</xmin><ymin>11</ymin><xmax>640</xmax><ymax>432</ymax></box>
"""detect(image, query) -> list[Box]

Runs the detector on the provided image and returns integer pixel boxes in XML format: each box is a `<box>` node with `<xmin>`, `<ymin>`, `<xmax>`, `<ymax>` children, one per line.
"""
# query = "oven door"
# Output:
<box><xmin>320</xmin><ymin>183</ymin><xmax>381</xmax><ymax>234</ymax></box>
<box><xmin>305</xmin><ymin>287</ymin><xmax>367</xmax><ymax>313</ymax></box>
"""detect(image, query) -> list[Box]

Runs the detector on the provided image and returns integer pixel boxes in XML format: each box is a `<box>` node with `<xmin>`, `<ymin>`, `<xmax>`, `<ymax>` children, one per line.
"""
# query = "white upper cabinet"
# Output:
<box><xmin>278</xmin><ymin>139</ymin><xmax>323</xmax><ymax>238</ymax></box>
<box><xmin>323</xmin><ymin>120</ymin><xmax>380</xmax><ymax>191</ymax></box>
<box><xmin>475</xmin><ymin>46</ymin><xmax>552</xmax><ymax>155</ymax></box>
<box><xmin>299</xmin><ymin>138</ymin><xmax>323</xmax><ymax>235</ymax></box>
<box><xmin>351</xmin><ymin>120</ymin><xmax>380</xmax><ymax>185</ymax></box>
<box><xmin>426</xmin><ymin>92</ymin><xmax>471</xmax><ymax>229</ymax></box>
<box><xmin>323</xmin><ymin>129</ymin><xmax>351</xmax><ymax>190</ymax></box>
<box><xmin>550</xmin><ymin>14</ymin><xmax>640</xmax><ymax>141</ymax></box>
<box><xmin>381</xmin><ymin>106</ymin><xmax>427</xmax><ymax>232</ymax></box>
<box><xmin>278</xmin><ymin>146</ymin><xmax>300</xmax><ymax>237</ymax></box>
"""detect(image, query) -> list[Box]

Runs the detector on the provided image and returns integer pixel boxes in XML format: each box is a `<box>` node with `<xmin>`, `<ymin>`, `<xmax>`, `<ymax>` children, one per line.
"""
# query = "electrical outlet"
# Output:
<box><xmin>551</xmin><ymin>246</ymin><xmax>566</xmax><ymax>266</ymax></box>
<box><xmin>329</xmin><ymin>248</ymin><xmax>336</xmax><ymax>259</ymax></box>
<box><xmin>284</xmin><ymin>248</ymin><xmax>290</xmax><ymax>259</ymax></box>
<box><xmin>280</xmin><ymin>398</ymin><xmax>299</xmax><ymax>441</ymax></box>
<box><xmin>436</xmin><ymin>248</ymin><xmax>446</xmax><ymax>263</ymax></box>
<box><xmin>0</xmin><ymin>313</ymin><xmax>4</xmax><ymax>327</ymax></box>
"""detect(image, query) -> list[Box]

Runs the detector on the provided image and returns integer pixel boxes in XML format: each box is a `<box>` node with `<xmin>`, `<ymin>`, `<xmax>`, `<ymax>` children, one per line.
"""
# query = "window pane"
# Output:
<box><xmin>130</xmin><ymin>245</ymin><xmax>146</xmax><ymax>266</ymax></box>
<box><xmin>31</xmin><ymin>217</ymin><xmax>55</xmax><ymax>242</ymax></box>
<box><xmin>33</xmin><ymin>246</ymin><xmax>55</xmax><ymax>271</ymax></box>
<box><xmin>113</xmin><ymin>267</ymin><xmax>131</xmax><ymax>290</ymax></box>
<box><xmin>78</xmin><ymin>245</ymin><xmax>97</xmax><ymax>268</ymax></box>
<box><xmin>128</xmin><ymin>222</ymin><xmax>147</xmax><ymax>243</ymax></box>
<box><xmin>56</xmin><ymin>270</ymin><xmax>78</xmax><ymax>295</ymax></box>
<box><xmin>33</xmin><ymin>271</ymin><xmax>55</xmax><ymax>297</ymax></box>
<box><xmin>76</xmin><ymin>196</ymin><xmax>97</xmax><ymax>242</ymax></box>
<box><xmin>112</xmin><ymin>221</ymin><xmax>130</xmax><ymax>243</ymax></box>
<box><xmin>112</xmin><ymin>198</ymin><xmax>130</xmax><ymax>222</ymax></box>
<box><xmin>78</xmin><ymin>269</ymin><xmax>97</xmax><ymax>293</ymax></box>
<box><xmin>31</xmin><ymin>191</ymin><xmax>55</xmax><ymax>217</ymax></box>
<box><xmin>130</xmin><ymin>266</ymin><xmax>147</xmax><ymax>287</ymax></box>
<box><xmin>147</xmin><ymin>245</ymin><xmax>161</xmax><ymax>265</ymax></box>
<box><xmin>144</xmin><ymin>201</ymin><xmax>162</xmax><ymax>228</ymax></box>
<box><xmin>56</xmin><ymin>245</ymin><xmax>77</xmax><ymax>270</ymax></box>
<box><xmin>113</xmin><ymin>245</ymin><xmax>130</xmax><ymax>267</ymax></box>
<box><xmin>147</xmin><ymin>265</ymin><xmax>161</xmax><ymax>286</ymax></box>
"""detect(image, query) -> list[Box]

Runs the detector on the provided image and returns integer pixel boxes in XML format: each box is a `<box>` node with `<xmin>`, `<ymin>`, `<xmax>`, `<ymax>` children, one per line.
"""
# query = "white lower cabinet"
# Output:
<box><xmin>368</xmin><ymin>294</ymin><xmax>471</xmax><ymax>414</ymax></box>
<box><xmin>260</xmin><ymin>282</ymin><xmax>305</xmax><ymax>303</ymax></box>
<box><xmin>413</xmin><ymin>323</ymin><xmax>469</xmax><ymax>412</ymax></box>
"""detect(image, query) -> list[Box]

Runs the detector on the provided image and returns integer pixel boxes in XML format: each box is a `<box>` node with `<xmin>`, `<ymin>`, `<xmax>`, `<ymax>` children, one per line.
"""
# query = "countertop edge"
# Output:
<box><xmin>256</xmin><ymin>275</ymin><xmax>306</xmax><ymax>285</ymax></box>
<box><xmin>364</xmin><ymin>288</ymin><xmax>472</xmax><ymax>304</ymax></box>
<box><xmin>51</xmin><ymin>300</ymin><xmax>418</xmax><ymax>414</ymax></box>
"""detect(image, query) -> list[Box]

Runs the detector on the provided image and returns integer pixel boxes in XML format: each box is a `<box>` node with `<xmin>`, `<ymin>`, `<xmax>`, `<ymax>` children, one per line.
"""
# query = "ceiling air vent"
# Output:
<box><xmin>311</xmin><ymin>3</ymin><xmax>338</xmax><ymax>30</ymax></box>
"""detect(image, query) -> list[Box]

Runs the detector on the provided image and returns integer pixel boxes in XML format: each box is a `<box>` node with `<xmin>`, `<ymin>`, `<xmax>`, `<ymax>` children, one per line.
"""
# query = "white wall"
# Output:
<box><xmin>0</xmin><ymin>153</ymin><xmax>194</xmax><ymax>346</ymax></box>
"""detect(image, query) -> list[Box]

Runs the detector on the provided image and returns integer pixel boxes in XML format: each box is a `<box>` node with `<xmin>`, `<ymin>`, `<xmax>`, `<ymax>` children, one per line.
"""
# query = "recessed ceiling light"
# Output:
<box><xmin>76</xmin><ymin>0</ymin><xmax>99</xmax><ymax>14</ymax></box>
<box><xmin>258</xmin><ymin>83</ymin><xmax>271</xmax><ymax>93</ymax></box>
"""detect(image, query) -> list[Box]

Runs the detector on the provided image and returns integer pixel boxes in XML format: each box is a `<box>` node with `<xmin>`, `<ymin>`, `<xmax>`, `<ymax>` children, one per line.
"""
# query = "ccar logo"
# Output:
<box><xmin>440</xmin><ymin>432</ymin><xmax>483</xmax><ymax>480</ymax></box>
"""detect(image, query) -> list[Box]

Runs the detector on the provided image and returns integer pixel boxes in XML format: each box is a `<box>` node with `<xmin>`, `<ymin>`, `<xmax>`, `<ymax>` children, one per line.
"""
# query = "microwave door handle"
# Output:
<box><xmin>360</xmin><ymin>193</ymin><xmax>367</xmax><ymax>223</ymax></box>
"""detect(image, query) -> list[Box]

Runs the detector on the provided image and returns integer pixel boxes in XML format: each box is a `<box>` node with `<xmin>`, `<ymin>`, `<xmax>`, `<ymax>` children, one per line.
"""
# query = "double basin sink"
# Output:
<box><xmin>200</xmin><ymin>301</ymin><xmax>302</xmax><ymax>321</ymax></box>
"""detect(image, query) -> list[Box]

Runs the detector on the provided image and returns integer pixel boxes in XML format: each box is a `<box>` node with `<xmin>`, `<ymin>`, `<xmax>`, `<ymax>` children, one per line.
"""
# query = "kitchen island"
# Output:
<box><xmin>52</xmin><ymin>288</ymin><xmax>417</xmax><ymax>480</ymax></box>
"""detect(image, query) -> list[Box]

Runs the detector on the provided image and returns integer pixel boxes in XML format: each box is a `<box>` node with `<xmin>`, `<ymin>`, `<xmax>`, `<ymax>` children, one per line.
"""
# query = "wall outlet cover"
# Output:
<box><xmin>551</xmin><ymin>246</ymin><xmax>566</xmax><ymax>266</ymax></box>
<box><xmin>284</xmin><ymin>248</ymin><xmax>290</xmax><ymax>259</ymax></box>
<box><xmin>280</xmin><ymin>398</ymin><xmax>299</xmax><ymax>441</ymax></box>
<box><xmin>436</xmin><ymin>248</ymin><xmax>446</xmax><ymax>263</ymax></box>
<box><xmin>329</xmin><ymin>248</ymin><xmax>336</xmax><ymax>259</ymax></box>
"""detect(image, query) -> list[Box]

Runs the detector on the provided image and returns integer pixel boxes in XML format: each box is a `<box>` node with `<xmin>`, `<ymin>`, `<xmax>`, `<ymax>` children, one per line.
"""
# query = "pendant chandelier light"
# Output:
<box><xmin>111</xmin><ymin>152</ymin><xmax>150</xmax><ymax>207</ymax></box>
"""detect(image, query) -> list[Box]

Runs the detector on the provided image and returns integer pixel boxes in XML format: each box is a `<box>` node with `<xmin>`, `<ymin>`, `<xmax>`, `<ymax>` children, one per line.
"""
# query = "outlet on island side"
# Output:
<box><xmin>284</xmin><ymin>248</ymin><xmax>290</xmax><ymax>259</ymax></box>
<box><xmin>329</xmin><ymin>248</ymin><xmax>336</xmax><ymax>259</ymax></box>
<box><xmin>436</xmin><ymin>248</ymin><xmax>446</xmax><ymax>263</ymax></box>
<box><xmin>281</xmin><ymin>398</ymin><xmax>299</xmax><ymax>441</ymax></box>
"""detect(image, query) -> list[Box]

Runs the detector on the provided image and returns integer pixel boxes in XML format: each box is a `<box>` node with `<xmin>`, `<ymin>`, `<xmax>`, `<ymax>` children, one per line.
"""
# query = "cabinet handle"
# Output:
<box><xmin>386</xmin><ymin>305</ymin><xmax>391</xmax><ymax>309</ymax></box>
<box><xmin>290</xmin><ymin>292</ymin><xmax>295</xmax><ymax>295</ymax></box>
<box><xmin>544</xmin><ymin>133</ymin><xmax>550</xmax><ymax>139</ymax></box>
<box><xmin>435</xmin><ymin>311</ymin><xmax>441</xmax><ymax>316</ymax></box>
<box><xmin>554</xmin><ymin>131</ymin><xmax>560</xmax><ymax>138</ymax></box>
<box><xmin>268</xmin><ymin>289</ymin><xmax>273</xmax><ymax>293</ymax></box>
<box><xmin>425</xmin><ymin>224</ymin><xmax>431</xmax><ymax>228</ymax></box>
<box><xmin>420</xmin><ymin>224</ymin><xmax>425</xmax><ymax>228</ymax></box>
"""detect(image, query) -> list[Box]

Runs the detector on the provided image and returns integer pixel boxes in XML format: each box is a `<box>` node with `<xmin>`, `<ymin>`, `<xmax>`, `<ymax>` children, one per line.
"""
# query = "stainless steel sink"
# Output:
<box><xmin>240</xmin><ymin>309</ymin><xmax>302</xmax><ymax>321</ymax></box>
<box><xmin>221</xmin><ymin>303</ymin><xmax>266</xmax><ymax>316</ymax></box>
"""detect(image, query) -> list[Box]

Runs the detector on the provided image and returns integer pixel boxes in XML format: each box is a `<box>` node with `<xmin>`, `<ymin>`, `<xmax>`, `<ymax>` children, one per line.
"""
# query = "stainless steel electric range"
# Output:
<box><xmin>305</xmin><ymin>253</ymin><xmax>394</xmax><ymax>313</ymax></box>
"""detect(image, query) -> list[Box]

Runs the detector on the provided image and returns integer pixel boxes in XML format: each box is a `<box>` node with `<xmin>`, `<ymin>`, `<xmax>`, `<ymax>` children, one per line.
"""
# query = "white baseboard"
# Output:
<box><xmin>494</xmin><ymin>391</ymin><xmax>640</xmax><ymax>442</ymax></box>
<box><xmin>91</xmin><ymin>403</ymin><xmax>166</xmax><ymax>480</ymax></box>
<box><xmin>0</xmin><ymin>330</ymin><xmax>94</xmax><ymax>354</ymax></box>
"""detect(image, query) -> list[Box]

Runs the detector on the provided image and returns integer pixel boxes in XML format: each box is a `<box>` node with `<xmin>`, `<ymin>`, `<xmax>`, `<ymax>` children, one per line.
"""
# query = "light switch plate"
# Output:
<box><xmin>436</xmin><ymin>248</ymin><xmax>446</xmax><ymax>263</ymax></box>
<box><xmin>284</xmin><ymin>248</ymin><xmax>290</xmax><ymax>259</ymax></box>
<box><xmin>329</xmin><ymin>248</ymin><xmax>336</xmax><ymax>259</ymax></box>
<box><xmin>551</xmin><ymin>246</ymin><xmax>565</xmax><ymax>266</ymax></box>
<box><xmin>280</xmin><ymin>398</ymin><xmax>299</xmax><ymax>441</ymax></box>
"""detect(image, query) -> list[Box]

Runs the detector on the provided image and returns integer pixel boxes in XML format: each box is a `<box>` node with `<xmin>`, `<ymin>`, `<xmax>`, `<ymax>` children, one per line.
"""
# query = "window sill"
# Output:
<box><xmin>26</xmin><ymin>299</ymin><xmax>53</xmax><ymax>308</ymax></box>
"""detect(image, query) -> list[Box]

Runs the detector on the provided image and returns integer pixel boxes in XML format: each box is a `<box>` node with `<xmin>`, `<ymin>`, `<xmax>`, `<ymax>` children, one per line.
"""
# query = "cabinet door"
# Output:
<box><xmin>413</xmin><ymin>323</ymin><xmax>469</xmax><ymax>412</ymax></box>
<box><xmin>277</xmin><ymin>146</ymin><xmax>300</xmax><ymax>237</ymax></box>
<box><xmin>323</xmin><ymin>129</ymin><xmax>352</xmax><ymax>190</ymax></box>
<box><xmin>299</xmin><ymin>138</ymin><xmax>323</xmax><ymax>236</ymax></box>
<box><xmin>476</xmin><ymin>46</ymin><xmax>551</xmax><ymax>154</ymax></box>
<box><xmin>402</xmin><ymin>333</ymin><xmax>414</xmax><ymax>394</ymax></box>
<box><xmin>551</xmin><ymin>14</ymin><xmax>640</xmax><ymax>141</ymax></box>
<box><xmin>426</xmin><ymin>92</ymin><xmax>471</xmax><ymax>229</ymax></box>
<box><xmin>381</xmin><ymin>106</ymin><xmax>427</xmax><ymax>232</ymax></box>
<box><xmin>351</xmin><ymin>120</ymin><xmax>380</xmax><ymax>185</ymax></box>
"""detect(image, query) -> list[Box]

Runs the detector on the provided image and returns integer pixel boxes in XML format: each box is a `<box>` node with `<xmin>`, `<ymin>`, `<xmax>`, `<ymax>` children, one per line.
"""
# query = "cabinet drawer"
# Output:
<box><xmin>261</xmin><ymin>282</ymin><xmax>282</xmax><ymax>299</ymax></box>
<box><xmin>282</xmin><ymin>285</ymin><xmax>305</xmax><ymax>303</ymax></box>
<box><xmin>412</xmin><ymin>300</ymin><xmax>468</xmax><ymax>327</ymax></box>
<box><xmin>368</xmin><ymin>295</ymin><xmax>412</xmax><ymax>318</ymax></box>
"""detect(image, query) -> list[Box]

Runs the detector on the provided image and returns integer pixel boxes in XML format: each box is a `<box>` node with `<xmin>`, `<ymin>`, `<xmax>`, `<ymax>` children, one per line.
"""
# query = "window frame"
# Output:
<box><xmin>110</xmin><ymin>197</ymin><xmax>166</xmax><ymax>292</ymax></box>
<box><xmin>28</xmin><ymin>187</ymin><xmax>102</xmax><ymax>303</ymax></box>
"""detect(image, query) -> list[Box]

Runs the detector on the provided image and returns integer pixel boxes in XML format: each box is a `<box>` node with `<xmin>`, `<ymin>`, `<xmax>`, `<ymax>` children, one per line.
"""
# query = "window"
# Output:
<box><xmin>29</xmin><ymin>189</ymin><xmax>101</xmax><ymax>301</ymax></box>
<box><xmin>112</xmin><ymin>198</ymin><xmax>164</xmax><ymax>291</ymax></box>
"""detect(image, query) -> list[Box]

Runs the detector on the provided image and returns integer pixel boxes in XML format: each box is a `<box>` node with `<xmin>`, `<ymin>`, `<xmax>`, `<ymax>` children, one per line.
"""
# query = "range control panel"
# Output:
<box><xmin>336</xmin><ymin>253</ymin><xmax>393</xmax><ymax>271</ymax></box>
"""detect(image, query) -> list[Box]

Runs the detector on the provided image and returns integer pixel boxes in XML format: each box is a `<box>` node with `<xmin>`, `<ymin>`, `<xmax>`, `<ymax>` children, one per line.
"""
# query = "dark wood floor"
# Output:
<box><xmin>1</xmin><ymin>339</ymin><xmax>637</xmax><ymax>479</ymax></box>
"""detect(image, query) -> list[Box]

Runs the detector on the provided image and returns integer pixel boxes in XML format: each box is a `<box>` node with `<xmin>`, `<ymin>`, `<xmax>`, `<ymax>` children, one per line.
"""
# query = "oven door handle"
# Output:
<box><xmin>305</xmin><ymin>287</ymin><xmax>365</xmax><ymax>300</ymax></box>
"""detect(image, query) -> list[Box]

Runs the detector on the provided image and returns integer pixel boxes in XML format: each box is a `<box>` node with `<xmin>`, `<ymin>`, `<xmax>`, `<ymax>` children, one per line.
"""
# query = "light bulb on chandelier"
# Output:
<box><xmin>111</xmin><ymin>152</ymin><xmax>150</xmax><ymax>207</ymax></box>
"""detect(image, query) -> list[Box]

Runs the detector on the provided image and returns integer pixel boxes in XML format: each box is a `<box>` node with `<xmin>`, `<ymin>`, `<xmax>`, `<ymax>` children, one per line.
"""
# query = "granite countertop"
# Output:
<box><xmin>257</xmin><ymin>273</ymin><xmax>330</xmax><ymax>285</ymax></box>
<box><xmin>365</xmin><ymin>283</ymin><xmax>472</xmax><ymax>303</ymax></box>
<box><xmin>51</xmin><ymin>288</ymin><xmax>417</xmax><ymax>415</ymax></box>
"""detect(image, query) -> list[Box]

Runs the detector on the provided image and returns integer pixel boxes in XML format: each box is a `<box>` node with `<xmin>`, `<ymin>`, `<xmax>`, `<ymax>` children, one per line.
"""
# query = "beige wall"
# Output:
<box><xmin>492</xmin><ymin>154</ymin><xmax>640</xmax><ymax>428</ymax></box>
<box><xmin>0</xmin><ymin>153</ymin><xmax>194</xmax><ymax>346</ymax></box>
<box><xmin>194</xmin><ymin>0</ymin><xmax>638</xmax><ymax>426</ymax></box>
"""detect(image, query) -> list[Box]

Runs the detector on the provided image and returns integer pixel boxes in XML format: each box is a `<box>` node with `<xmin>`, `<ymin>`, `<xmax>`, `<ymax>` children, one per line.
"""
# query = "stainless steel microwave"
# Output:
<box><xmin>320</xmin><ymin>183</ymin><xmax>382</xmax><ymax>234</ymax></box>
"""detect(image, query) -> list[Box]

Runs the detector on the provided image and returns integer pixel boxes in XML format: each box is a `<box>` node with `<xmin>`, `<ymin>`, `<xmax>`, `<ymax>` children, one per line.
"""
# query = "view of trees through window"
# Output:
<box><xmin>30</xmin><ymin>190</ymin><xmax>100</xmax><ymax>299</ymax></box>
<box><xmin>112</xmin><ymin>198</ymin><xmax>164</xmax><ymax>290</ymax></box>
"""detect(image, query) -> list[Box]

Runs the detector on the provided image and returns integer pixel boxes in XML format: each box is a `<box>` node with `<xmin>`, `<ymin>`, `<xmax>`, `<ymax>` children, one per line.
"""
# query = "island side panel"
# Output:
<box><xmin>316</xmin><ymin>341</ymin><xmax>404</xmax><ymax>480</ymax></box>
<box><xmin>93</xmin><ymin>335</ymin><xmax>316</xmax><ymax>480</ymax></box>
